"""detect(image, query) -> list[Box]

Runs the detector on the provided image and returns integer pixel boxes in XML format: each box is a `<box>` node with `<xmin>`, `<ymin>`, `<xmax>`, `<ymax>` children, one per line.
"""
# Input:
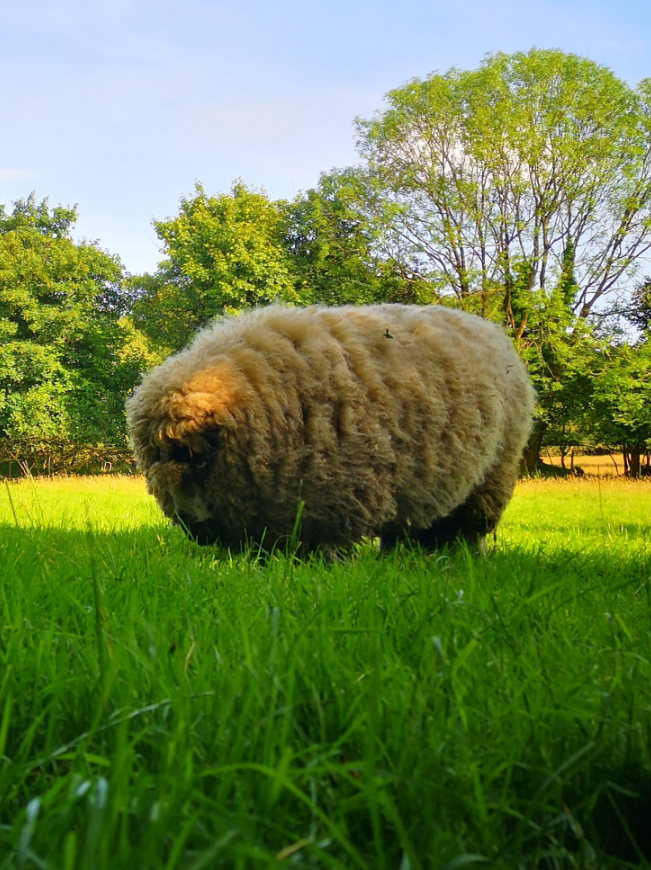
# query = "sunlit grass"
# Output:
<box><xmin>1</xmin><ymin>477</ymin><xmax>650</xmax><ymax>868</ymax></box>
<box><xmin>503</xmin><ymin>477</ymin><xmax>651</xmax><ymax>551</ymax></box>
<box><xmin>2</xmin><ymin>475</ymin><xmax>161</xmax><ymax>531</ymax></box>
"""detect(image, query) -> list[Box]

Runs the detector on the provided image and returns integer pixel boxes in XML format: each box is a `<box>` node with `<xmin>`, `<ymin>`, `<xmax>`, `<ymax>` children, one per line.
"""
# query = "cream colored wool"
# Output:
<box><xmin>126</xmin><ymin>304</ymin><xmax>535</xmax><ymax>551</ymax></box>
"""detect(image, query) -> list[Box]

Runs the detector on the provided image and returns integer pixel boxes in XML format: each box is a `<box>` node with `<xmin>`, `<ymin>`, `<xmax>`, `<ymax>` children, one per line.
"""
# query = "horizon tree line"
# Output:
<box><xmin>1</xmin><ymin>48</ymin><xmax>650</xmax><ymax>476</ymax></box>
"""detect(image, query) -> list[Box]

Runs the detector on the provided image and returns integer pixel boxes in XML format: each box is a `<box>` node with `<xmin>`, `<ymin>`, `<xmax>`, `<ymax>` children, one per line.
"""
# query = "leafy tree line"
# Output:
<box><xmin>0</xmin><ymin>196</ymin><xmax>156</xmax><ymax>474</ymax></box>
<box><xmin>2</xmin><ymin>49</ymin><xmax>651</xmax><ymax>476</ymax></box>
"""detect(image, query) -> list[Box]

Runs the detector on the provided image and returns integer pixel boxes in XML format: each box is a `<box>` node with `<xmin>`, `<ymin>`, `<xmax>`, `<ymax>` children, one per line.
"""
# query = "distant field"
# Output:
<box><xmin>1</xmin><ymin>476</ymin><xmax>650</xmax><ymax>868</ymax></box>
<box><xmin>543</xmin><ymin>453</ymin><xmax>632</xmax><ymax>476</ymax></box>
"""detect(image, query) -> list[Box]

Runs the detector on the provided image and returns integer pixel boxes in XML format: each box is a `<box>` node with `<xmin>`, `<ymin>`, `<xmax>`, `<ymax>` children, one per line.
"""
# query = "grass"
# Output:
<box><xmin>1</xmin><ymin>476</ymin><xmax>650</xmax><ymax>869</ymax></box>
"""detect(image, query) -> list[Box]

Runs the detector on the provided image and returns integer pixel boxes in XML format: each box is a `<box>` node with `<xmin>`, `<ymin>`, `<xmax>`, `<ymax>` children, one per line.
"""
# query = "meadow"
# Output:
<box><xmin>0</xmin><ymin>476</ymin><xmax>650</xmax><ymax>869</ymax></box>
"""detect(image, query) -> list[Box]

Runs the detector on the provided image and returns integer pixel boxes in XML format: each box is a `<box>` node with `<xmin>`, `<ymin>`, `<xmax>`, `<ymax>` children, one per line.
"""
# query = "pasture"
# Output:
<box><xmin>0</xmin><ymin>477</ymin><xmax>650</xmax><ymax>868</ymax></box>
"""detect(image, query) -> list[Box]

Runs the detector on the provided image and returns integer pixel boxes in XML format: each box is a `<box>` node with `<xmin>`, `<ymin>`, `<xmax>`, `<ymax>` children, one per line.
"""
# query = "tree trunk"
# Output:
<box><xmin>522</xmin><ymin>418</ymin><xmax>547</xmax><ymax>474</ymax></box>
<box><xmin>623</xmin><ymin>444</ymin><xmax>642</xmax><ymax>478</ymax></box>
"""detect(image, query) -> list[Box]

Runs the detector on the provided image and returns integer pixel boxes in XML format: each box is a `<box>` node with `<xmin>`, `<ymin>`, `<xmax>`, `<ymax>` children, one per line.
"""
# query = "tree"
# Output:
<box><xmin>282</xmin><ymin>169</ymin><xmax>419</xmax><ymax>305</ymax></box>
<box><xmin>627</xmin><ymin>276</ymin><xmax>651</xmax><ymax>333</ymax></box>
<box><xmin>518</xmin><ymin>293</ymin><xmax>598</xmax><ymax>471</ymax></box>
<box><xmin>589</xmin><ymin>341</ymin><xmax>651</xmax><ymax>477</ymax></box>
<box><xmin>135</xmin><ymin>178</ymin><xmax>420</xmax><ymax>354</ymax></box>
<box><xmin>0</xmin><ymin>195</ymin><xmax>148</xmax><ymax>461</ymax></box>
<box><xmin>128</xmin><ymin>266</ymin><xmax>197</xmax><ymax>356</ymax></box>
<box><xmin>355</xmin><ymin>49</ymin><xmax>651</xmax><ymax>329</ymax></box>
<box><xmin>147</xmin><ymin>182</ymin><xmax>299</xmax><ymax>342</ymax></box>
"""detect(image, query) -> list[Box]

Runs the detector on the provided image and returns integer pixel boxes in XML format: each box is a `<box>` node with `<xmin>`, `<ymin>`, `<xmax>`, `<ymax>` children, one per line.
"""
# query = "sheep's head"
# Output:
<box><xmin>126</xmin><ymin>362</ymin><xmax>242</xmax><ymax>545</ymax></box>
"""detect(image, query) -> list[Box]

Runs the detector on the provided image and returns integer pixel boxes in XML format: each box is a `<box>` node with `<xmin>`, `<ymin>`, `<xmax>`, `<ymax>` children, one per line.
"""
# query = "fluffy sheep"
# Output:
<box><xmin>126</xmin><ymin>304</ymin><xmax>535</xmax><ymax>554</ymax></box>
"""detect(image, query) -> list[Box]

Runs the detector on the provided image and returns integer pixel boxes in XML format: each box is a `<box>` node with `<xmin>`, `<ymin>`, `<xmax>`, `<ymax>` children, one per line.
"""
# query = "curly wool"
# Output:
<box><xmin>126</xmin><ymin>304</ymin><xmax>535</xmax><ymax>550</ymax></box>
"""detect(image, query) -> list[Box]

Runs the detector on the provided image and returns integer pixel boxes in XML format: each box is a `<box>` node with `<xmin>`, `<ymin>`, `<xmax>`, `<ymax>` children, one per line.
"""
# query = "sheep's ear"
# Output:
<box><xmin>153</xmin><ymin>370</ymin><xmax>237</xmax><ymax>459</ymax></box>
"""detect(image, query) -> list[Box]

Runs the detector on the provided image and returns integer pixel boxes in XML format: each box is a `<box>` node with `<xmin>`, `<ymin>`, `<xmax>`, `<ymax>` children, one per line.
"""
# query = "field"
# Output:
<box><xmin>541</xmin><ymin>454</ymin><xmax>632</xmax><ymax>477</ymax></box>
<box><xmin>540</xmin><ymin>455</ymin><xmax>622</xmax><ymax>477</ymax></box>
<box><xmin>1</xmin><ymin>477</ymin><xmax>650</xmax><ymax>869</ymax></box>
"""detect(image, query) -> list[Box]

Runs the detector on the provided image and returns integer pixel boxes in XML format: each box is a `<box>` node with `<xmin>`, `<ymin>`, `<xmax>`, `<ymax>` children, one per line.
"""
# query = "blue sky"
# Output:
<box><xmin>1</xmin><ymin>0</ymin><xmax>649</xmax><ymax>275</ymax></box>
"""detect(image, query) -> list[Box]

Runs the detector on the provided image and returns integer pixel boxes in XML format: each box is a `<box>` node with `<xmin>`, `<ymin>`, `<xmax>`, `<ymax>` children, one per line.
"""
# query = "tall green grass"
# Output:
<box><xmin>1</xmin><ymin>477</ymin><xmax>650</xmax><ymax>869</ymax></box>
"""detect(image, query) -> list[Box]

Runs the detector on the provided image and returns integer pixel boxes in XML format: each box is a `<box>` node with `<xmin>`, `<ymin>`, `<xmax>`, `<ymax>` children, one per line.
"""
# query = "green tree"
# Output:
<box><xmin>518</xmin><ymin>289</ymin><xmax>598</xmax><ymax>471</ymax></box>
<box><xmin>282</xmin><ymin>169</ymin><xmax>419</xmax><ymax>305</ymax></box>
<box><xmin>147</xmin><ymin>182</ymin><xmax>299</xmax><ymax>340</ymax></box>
<box><xmin>128</xmin><ymin>266</ymin><xmax>196</xmax><ymax>356</ymax></box>
<box><xmin>0</xmin><ymin>195</ymin><xmax>148</xmax><ymax>461</ymax></box>
<box><xmin>589</xmin><ymin>341</ymin><xmax>651</xmax><ymax>477</ymax></box>
<box><xmin>627</xmin><ymin>276</ymin><xmax>651</xmax><ymax>333</ymax></box>
<box><xmin>355</xmin><ymin>49</ymin><xmax>651</xmax><ymax>327</ymax></box>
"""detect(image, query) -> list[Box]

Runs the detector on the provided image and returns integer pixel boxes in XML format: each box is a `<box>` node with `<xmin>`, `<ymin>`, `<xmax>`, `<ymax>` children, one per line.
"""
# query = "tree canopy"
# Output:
<box><xmin>282</xmin><ymin>170</ymin><xmax>416</xmax><ymax>306</ymax></box>
<box><xmin>0</xmin><ymin>195</ymin><xmax>150</xmax><ymax>462</ymax></box>
<box><xmin>354</xmin><ymin>49</ymin><xmax>651</xmax><ymax>329</ymax></box>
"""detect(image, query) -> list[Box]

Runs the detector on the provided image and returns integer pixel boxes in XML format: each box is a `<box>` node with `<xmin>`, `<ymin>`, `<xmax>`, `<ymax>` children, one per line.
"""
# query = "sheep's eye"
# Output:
<box><xmin>173</xmin><ymin>444</ymin><xmax>194</xmax><ymax>464</ymax></box>
<box><xmin>201</xmin><ymin>430</ymin><xmax>220</xmax><ymax>452</ymax></box>
<box><xmin>160</xmin><ymin>444</ymin><xmax>193</xmax><ymax>465</ymax></box>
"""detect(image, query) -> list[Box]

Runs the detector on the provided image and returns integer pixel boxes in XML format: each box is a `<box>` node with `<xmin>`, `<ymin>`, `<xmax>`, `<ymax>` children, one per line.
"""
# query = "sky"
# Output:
<box><xmin>1</xmin><ymin>0</ymin><xmax>650</xmax><ymax>275</ymax></box>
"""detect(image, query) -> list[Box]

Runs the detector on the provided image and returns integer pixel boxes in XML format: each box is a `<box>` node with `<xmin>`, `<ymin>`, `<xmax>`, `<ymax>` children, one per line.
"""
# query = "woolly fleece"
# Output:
<box><xmin>126</xmin><ymin>304</ymin><xmax>535</xmax><ymax>551</ymax></box>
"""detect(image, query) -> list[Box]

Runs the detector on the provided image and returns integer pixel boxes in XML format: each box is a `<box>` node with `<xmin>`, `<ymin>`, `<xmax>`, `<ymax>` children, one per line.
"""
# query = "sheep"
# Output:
<box><xmin>126</xmin><ymin>304</ymin><xmax>535</xmax><ymax>554</ymax></box>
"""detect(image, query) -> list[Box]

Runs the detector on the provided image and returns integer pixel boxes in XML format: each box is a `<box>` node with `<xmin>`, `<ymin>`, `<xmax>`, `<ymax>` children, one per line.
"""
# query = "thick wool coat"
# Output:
<box><xmin>126</xmin><ymin>304</ymin><xmax>535</xmax><ymax>550</ymax></box>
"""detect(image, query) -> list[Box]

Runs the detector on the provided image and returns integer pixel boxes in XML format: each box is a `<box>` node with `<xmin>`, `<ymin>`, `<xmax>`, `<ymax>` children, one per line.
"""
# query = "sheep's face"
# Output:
<box><xmin>144</xmin><ymin>436</ymin><xmax>225</xmax><ymax>546</ymax></box>
<box><xmin>128</xmin><ymin>363</ymin><xmax>244</xmax><ymax>546</ymax></box>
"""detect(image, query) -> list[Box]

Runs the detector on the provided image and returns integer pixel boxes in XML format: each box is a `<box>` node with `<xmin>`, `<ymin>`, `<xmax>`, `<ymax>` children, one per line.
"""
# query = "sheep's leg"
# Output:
<box><xmin>411</xmin><ymin>501</ymin><xmax>489</xmax><ymax>551</ymax></box>
<box><xmin>413</xmin><ymin>453</ymin><xmax>522</xmax><ymax>553</ymax></box>
<box><xmin>377</xmin><ymin>521</ymin><xmax>411</xmax><ymax>552</ymax></box>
